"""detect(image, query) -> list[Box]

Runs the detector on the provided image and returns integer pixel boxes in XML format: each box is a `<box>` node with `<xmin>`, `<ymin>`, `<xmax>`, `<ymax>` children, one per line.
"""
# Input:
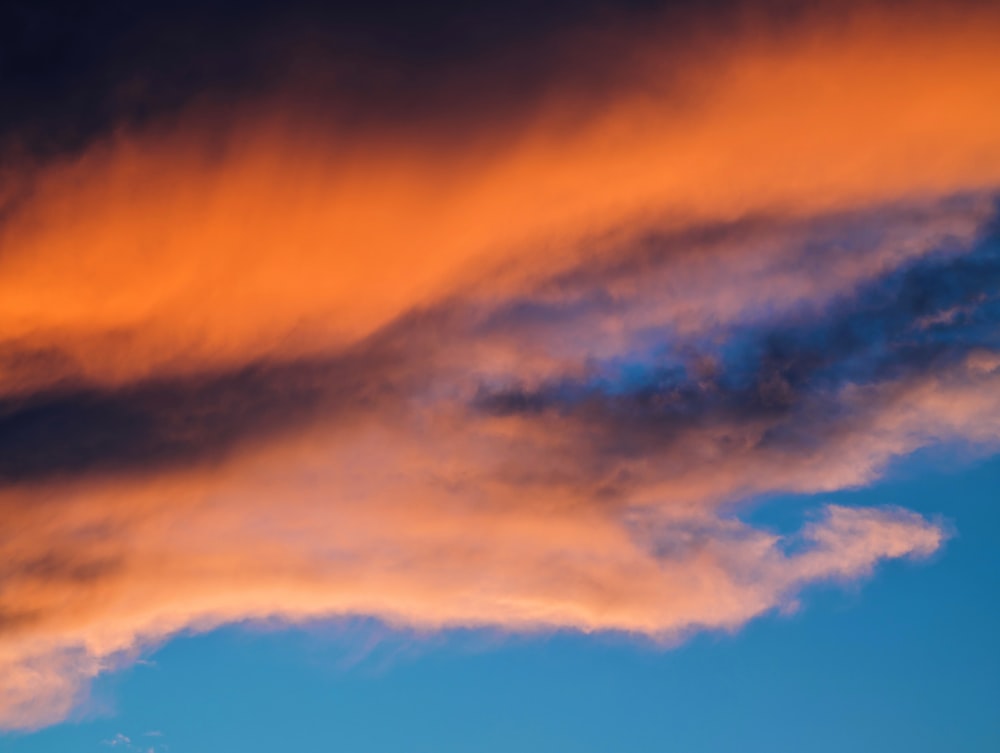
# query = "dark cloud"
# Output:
<box><xmin>0</xmin><ymin>337</ymin><xmax>411</xmax><ymax>485</ymax></box>
<box><xmin>472</xmin><ymin>204</ymin><xmax>1000</xmax><ymax>463</ymax></box>
<box><xmin>4</xmin><ymin>0</ymin><xmax>972</xmax><ymax>166</ymax></box>
<box><xmin>2</xmin><ymin>199</ymin><xmax>996</xmax><ymax>491</ymax></box>
<box><xmin>0</xmin><ymin>0</ymin><xmax>677</xmax><ymax>163</ymax></box>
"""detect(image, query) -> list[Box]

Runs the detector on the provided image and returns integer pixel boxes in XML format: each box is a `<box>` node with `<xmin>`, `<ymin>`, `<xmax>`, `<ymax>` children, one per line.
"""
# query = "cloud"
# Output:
<box><xmin>1</xmin><ymin>0</ymin><xmax>999</xmax><ymax>734</ymax></box>
<box><xmin>100</xmin><ymin>730</ymin><xmax>165</xmax><ymax>753</ymax></box>
<box><xmin>0</xmin><ymin>441</ymin><xmax>948</xmax><ymax>730</ymax></box>
<box><xmin>1</xmin><ymin>198</ymin><xmax>994</xmax><ymax>486</ymax></box>
<box><xmin>2</xmin><ymin>253</ymin><xmax>995</xmax><ymax>727</ymax></box>
<box><xmin>2</xmin><ymin>3</ymin><xmax>999</xmax><ymax>390</ymax></box>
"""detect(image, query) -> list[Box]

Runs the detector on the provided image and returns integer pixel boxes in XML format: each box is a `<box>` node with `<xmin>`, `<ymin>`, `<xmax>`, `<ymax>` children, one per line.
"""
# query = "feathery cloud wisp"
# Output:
<box><xmin>1</xmin><ymin>0</ymin><xmax>999</xmax><ymax>731</ymax></box>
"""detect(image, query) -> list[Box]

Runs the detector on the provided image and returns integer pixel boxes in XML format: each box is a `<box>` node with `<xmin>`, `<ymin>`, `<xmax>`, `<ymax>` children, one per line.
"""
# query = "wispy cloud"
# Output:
<box><xmin>100</xmin><ymin>730</ymin><xmax>166</xmax><ymax>753</ymax></box>
<box><xmin>0</xmin><ymin>0</ymin><xmax>998</xmax><ymax>733</ymax></box>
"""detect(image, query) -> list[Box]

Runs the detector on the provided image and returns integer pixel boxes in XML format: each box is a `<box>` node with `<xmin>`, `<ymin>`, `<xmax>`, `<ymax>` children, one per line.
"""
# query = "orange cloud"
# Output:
<box><xmin>4</xmin><ymin>351</ymin><xmax>998</xmax><ymax>729</ymax></box>
<box><xmin>2</xmin><ymin>1</ymin><xmax>999</xmax><ymax>733</ymax></box>
<box><xmin>1</xmin><ymin>4</ymin><xmax>998</xmax><ymax>391</ymax></box>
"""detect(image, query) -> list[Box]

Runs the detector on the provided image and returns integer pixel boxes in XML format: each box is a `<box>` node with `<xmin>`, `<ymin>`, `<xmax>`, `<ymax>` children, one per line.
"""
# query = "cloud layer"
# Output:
<box><xmin>2</xmin><ymin>0</ymin><xmax>999</xmax><ymax>731</ymax></box>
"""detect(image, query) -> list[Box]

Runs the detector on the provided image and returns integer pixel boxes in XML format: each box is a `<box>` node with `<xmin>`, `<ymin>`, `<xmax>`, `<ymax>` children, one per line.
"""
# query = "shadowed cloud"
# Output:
<box><xmin>1</xmin><ymin>198</ymin><xmax>996</xmax><ymax>730</ymax></box>
<box><xmin>1</xmin><ymin>0</ymin><xmax>999</xmax><ymax>733</ymax></box>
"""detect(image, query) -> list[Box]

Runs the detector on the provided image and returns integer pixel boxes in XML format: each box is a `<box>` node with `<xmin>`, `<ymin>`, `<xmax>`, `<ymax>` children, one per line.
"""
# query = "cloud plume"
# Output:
<box><xmin>1</xmin><ymin>0</ymin><xmax>999</xmax><ymax>732</ymax></box>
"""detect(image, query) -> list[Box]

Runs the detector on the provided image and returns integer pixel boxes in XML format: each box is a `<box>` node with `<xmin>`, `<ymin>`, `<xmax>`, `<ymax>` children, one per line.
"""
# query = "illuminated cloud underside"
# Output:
<box><xmin>1</xmin><ymin>2</ymin><xmax>999</xmax><ymax>731</ymax></box>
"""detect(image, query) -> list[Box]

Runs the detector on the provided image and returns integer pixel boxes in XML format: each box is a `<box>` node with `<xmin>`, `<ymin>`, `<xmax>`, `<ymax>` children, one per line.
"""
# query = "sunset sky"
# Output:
<box><xmin>1</xmin><ymin>0</ymin><xmax>999</xmax><ymax>750</ymax></box>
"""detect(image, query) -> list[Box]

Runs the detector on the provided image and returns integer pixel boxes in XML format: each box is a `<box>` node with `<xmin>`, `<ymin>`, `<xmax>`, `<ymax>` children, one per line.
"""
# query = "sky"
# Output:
<box><xmin>0</xmin><ymin>0</ymin><xmax>998</xmax><ymax>750</ymax></box>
